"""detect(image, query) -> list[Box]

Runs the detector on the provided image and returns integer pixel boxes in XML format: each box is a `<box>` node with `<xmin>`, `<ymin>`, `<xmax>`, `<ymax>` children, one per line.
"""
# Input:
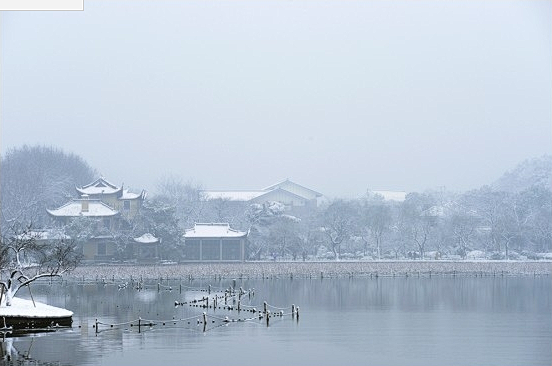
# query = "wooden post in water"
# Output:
<box><xmin>208</xmin><ymin>285</ymin><xmax>211</xmax><ymax>294</ymax></box>
<box><xmin>263</xmin><ymin>301</ymin><xmax>267</xmax><ymax>315</ymax></box>
<box><xmin>138</xmin><ymin>317</ymin><xmax>141</xmax><ymax>333</ymax></box>
<box><xmin>296</xmin><ymin>307</ymin><xmax>300</xmax><ymax>321</ymax></box>
<box><xmin>238</xmin><ymin>300</ymin><xmax>241</xmax><ymax>312</ymax></box>
<box><xmin>266</xmin><ymin>310</ymin><xmax>270</xmax><ymax>326</ymax></box>
<box><xmin>95</xmin><ymin>319</ymin><xmax>98</xmax><ymax>334</ymax></box>
<box><xmin>292</xmin><ymin>304</ymin><xmax>295</xmax><ymax>319</ymax></box>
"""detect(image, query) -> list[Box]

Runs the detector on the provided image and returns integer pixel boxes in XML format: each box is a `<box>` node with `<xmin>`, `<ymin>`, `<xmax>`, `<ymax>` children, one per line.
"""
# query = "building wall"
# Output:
<box><xmin>251</xmin><ymin>189</ymin><xmax>308</xmax><ymax>207</ymax></box>
<box><xmin>270</xmin><ymin>181</ymin><xmax>319</xmax><ymax>200</ymax></box>
<box><xmin>183</xmin><ymin>238</ymin><xmax>245</xmax><ymax>262</ymax></box>
<box><xmin>88</xmin><ymin>193</ymin><xmax>143</xmax><ymax>219</ymax></box>
<box><xmin>82</xmin><ymin>239</ymin><xmax>116</xmax><ymax>261</ymax></box>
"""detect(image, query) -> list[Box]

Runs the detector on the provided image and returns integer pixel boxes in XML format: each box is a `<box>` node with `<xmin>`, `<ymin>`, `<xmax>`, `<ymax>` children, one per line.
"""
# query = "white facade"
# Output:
<box><xmin>201</xmin><ymin>179</ymin><xmax>323</xmax><ymax>208</ymax></box>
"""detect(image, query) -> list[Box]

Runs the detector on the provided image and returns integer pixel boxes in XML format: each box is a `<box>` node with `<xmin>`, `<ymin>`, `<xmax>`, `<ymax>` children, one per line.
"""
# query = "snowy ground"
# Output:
<box><xmin>67</xmin><ymin>260</ymin><xmax>552</xmax><ymax>281</ymax></box>
<box><xmin>0</xmin><ymin>297</ymin><xmax>73</xmax><ymax>318</ymax></box>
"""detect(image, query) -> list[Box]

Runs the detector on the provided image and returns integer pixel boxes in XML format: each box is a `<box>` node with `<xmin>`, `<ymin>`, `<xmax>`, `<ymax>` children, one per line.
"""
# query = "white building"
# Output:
<box><xmin>201</xmin><ymin>179</ymin><xmax>323</xmax><ymax>209</ymax></box>
<box><xmin>183</xmin><ymin>223</ymin><xmax>247</xmax><ymax>262</ymax></box>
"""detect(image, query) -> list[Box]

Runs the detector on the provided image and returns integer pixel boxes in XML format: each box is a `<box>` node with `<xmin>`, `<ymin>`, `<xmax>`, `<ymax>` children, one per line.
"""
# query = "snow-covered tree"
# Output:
<box><xmin>0</xmin><ymin>223</ymin><xmax>81</xmax><ymax>306</ymax></box>
<box><xmin>246</xmin><ymin>201</ymin><xmax>287</xmax><ymax>260</ymax></box>
<box><xmin>320</xmin><ymin>200</ymin><xmax>357</xmax><ymax>260</ymax></box>
<box><xmin>0</xmin><ymin>145</ymin><xmax>96</xmax><ymax>230</ymax></box>
<box><xmin>155</xmin><ymin>175</ymin><xmax>204</xmax><ymax>229</ymax></box>
<box><xmin>358</xmin><ymin>196</ymin><xmax>392</xmax><ymax>259</ymax></box>
<box><xmin>131</xmin><ymin>199</ymin><xmax>184</xmax><ymax>260</ymax></box>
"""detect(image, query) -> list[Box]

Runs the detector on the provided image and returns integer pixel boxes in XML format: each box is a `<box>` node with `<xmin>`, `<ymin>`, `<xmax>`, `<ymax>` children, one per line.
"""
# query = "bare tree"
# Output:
<box><xmin>0</xmin><ymin>223</ymin><xmax>81</xmax><ymax>306</ymax></box>
<box><xmin>246</xmin><ymin>201</ymin><xmax>286</xmax><ymax>260</ymax></box>
<box><xmin>361</xmin><ymin>201</ymin><xmax>392</xmax><ymax>259</ymax></box>
<box><xmin>0</xmin><ymin>145</ymin><xmax>96</xmax><ymax>230</ymax></box>
<box><xmin>450</xmin><ymin>213</ymin><xmax>477</xmax><ymax>259</ymax></box>
<box><xmin>320</xmin><ymin>200</ymin><xmax>357</xmax><ymax>260</ymax></box>
<box><xmin>155</xmin><ymin>175</ymin><xmax>204</xmax><ymax>228</ymax></box>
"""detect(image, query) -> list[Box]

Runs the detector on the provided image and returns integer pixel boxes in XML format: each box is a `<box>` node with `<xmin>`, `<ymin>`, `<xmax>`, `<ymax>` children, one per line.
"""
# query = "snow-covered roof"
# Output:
<box><xmin>262</xmin><ymin>179</ymin><xmax>323</xmax><ymax>197</ymax></box>
<box><xmin>370</xmin><ymin>190</ymin><xmax>407</xmax><ymax>202</ymax></box>
<box><xmin>120</xmin><ymin>189</ymin><xmax>143</xmax><ymax>200</ymax></box>
<box><xmin>15</xmin><ymin>230</ymin><xmax>71</xmax><ymax>241</ymax></box>
<box><xmin>251</xmin><ymin>188</ymin><xmax>313</xmax><ymax>203</ymax></box>
<box><xmin>76</xmin><ymin>177</ymin><xmax>122</xmax><ymax>195</ymax></box>
<box><xmin>422</xmin><ymin>205</ymin><xmax>447</xmax><ymax>217</ymax></box>
<box><xmin>184</xmin><ymin>223</ymin><xmax>247</xmax><ymax>238</ymax></box>
<box><xmin>134</xmin><ymin>233</ymin><xmax>159</xmax><ymax>244</ymax></box>
<box><xmin>201</xmin><ymin>190</ymin><xmax>265</xmax><ymax>201</ymax></box>
<box><xmin>47</xmin><ymin>199</ymin><xmax>119</xmax><ymax>217</ymax></box>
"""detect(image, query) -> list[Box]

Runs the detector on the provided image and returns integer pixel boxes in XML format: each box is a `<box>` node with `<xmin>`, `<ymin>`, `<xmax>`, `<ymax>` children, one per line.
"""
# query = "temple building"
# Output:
<box><xmin>183</xmin><ymin>223</ymin><xmax>247</xmax><ymax>262</ymax></box>
<box><xmin>46</xmin><ymin>177</ymin><xmax>147</xmax><ymax>261</ymax></box>
<box><xmin>75</xmin><ymin>177</ymin><xmax>146</xmax><ymax>219</ymax></box>
<box><xmin>201</xmin><ymin>179</ymin><xmax>323</xmax><ymax>210</ymax></box>
<box><xmin>133</xmin><ymin>233</ymin><xmax>160</xmax><ymax>261</ymax></box>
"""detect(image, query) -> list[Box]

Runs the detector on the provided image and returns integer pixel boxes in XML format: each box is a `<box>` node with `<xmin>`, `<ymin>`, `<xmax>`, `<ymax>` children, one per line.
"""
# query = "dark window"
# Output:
<box><xmin>184</xmin><ymin>239</ymin><xmax>200</xmax><ymax>260</ymax></box>
<box><xmin>202</xmin><ymin>240</ymin><xmax>220</xmax><ymax>260</ymax></box>
<box><xmin>222</xmin><ymin>240</ymin><xmax>241</xmax><ymax>260</ymax></box>
<box><xmin>97</xmin><ymin>242</ymin><xmax>107</xmax><ymax>256</ymax></box>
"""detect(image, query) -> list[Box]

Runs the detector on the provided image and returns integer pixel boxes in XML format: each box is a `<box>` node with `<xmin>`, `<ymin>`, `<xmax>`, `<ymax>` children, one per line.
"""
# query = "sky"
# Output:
<box><xmin>1</xmin><ymin>0</ymin><xmax>551</xmax><ymax>198</ymax></box>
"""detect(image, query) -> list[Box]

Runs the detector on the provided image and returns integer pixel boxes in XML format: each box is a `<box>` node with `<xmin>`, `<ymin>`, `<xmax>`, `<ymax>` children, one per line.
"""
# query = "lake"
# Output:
<box><xmin>2</xmin><ymin>276</ymin><xmax>550</xmax><ymax>366</ymax></box>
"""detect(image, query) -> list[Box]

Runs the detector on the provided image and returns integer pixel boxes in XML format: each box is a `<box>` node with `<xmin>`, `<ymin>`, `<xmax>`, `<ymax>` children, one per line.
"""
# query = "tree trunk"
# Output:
<box><xmin>3</xmin><ymin>283</ymin><xmax>19</xmax><ymax>307</ymax></box>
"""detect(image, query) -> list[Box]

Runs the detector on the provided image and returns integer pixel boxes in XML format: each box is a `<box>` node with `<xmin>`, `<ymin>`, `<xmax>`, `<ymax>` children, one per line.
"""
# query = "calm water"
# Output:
<box><xmin>2</xmin><ymin>276</ymin><xmax>550</xmax><ymax>366</ymax></box>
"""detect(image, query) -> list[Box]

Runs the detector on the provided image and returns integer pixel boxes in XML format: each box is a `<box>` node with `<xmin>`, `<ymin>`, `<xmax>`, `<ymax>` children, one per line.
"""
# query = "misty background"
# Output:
<box><xmin>1</xmin><ymin>0</ymin><xmax>551</xmax><ymax>197</ymax></box>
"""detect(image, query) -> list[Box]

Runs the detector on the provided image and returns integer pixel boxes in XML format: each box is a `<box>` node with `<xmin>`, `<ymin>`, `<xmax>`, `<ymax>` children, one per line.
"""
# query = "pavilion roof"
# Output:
<box><xmin>47</xmin><ymin>199</ymin><xmax>119</xmax><ymax>217</ymax></box>
<box><xmin>184</xmin><ymin>223</ymin><xmax>247</xmax><ymax>238</ymax></box>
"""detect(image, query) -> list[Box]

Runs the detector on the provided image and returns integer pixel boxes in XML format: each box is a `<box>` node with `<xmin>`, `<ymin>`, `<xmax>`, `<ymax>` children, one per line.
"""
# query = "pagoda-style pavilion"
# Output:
<box><xmin>47</xmin><ymin>177</ymin><xmax>147</xmax><ymax>261</ymax></box>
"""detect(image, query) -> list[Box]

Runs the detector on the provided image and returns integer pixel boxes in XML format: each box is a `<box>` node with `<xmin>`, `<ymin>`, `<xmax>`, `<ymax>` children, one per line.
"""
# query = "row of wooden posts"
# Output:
<box><xmin>94</xmin><ymin>302</ymin><xmax>299</xmax><ymax>333</ymax></box>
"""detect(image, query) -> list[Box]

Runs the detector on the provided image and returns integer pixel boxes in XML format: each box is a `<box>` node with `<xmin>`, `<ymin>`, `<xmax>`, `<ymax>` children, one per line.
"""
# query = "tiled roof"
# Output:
<box><xmin>76</xmin><ymin>177</ymin><xmax>121</xmax><ymax>195</ymax></box>
<box><xmin>201</xmin><ymin>190</ymin><xmax>265</xmax><ymax>201</ymax></box>
<box><xmin>47</xmin><ymin>199</ymin><xmax>119</xmax><ymax>217</ymax></box>
<box><xmin>184</xmin><ymin>223</ymin><xmax>247</xmax><ymax>238</ymax></box>
<box><xmin>134</xmin><ymin>233</ymin><xmax>159</xmax><ymax>244</ymax></box>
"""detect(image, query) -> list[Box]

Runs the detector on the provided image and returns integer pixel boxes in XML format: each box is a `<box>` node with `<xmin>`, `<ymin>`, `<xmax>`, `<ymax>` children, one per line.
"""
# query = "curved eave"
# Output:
<box><xmin>46</xmin><ymin>210</ymin><xmax>119</xmax><ymax>218</ymax></box>
<box><xmin>183</xmin><ymin>234</ymin><xmax>248</xmax><ymax>239</ymax></box>
<box><xmin>76</xmin><ymin>186</ymin><xmax>123</xmax><ymax>195</ymax></box>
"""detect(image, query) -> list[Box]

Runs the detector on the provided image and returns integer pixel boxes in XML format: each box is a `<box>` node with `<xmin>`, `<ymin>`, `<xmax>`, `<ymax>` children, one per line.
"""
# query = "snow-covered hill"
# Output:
<box><xmin>492</xmin><ymin>155</ymin><xmax>552</xmax><ymax>192</ymax></box>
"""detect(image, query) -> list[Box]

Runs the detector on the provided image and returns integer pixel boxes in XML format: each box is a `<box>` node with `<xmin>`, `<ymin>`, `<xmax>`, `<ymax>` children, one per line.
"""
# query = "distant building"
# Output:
<box><xmin>47</xmin><ymin>177</ymin><xmax>146</xmax><ymax>226</ymax></box>
<box><xmin>47</xmin><ymin>176</ymin><xmax>147</xmax><ymax>261</ymax></box>
<box><xmin>183</xmin><ymin>223</ymin><xmax>247</xmax><ymax>262</ymax></box>
<box><xmin>367</xmin><ymin>190</ymin><xmax>407</xmax><ymax>202</ymax></box>
<box><xmin>133</xmin><ymin>233</ymin><xmax>160</xmax><ymax>261</ymax></box>
<box><xmin>75</xmin><ymin>177</ymin><xmax>147</xmax><ymax>220</ymax></box>
<box><xmin>202</xmin><ymin>179</ymin><xmax>323</xmax><ymax>209</ymax></box>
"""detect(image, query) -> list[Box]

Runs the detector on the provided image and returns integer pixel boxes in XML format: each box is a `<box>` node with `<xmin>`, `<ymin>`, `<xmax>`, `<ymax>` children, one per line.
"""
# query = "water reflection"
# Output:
<box><xmin>1</xmin><ymin>276</ymin><xmax>550</xmax><ymax>366</ymax></box>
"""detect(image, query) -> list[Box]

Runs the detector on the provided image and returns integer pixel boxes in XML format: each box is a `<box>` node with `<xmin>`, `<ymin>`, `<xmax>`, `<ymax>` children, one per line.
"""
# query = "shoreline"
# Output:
<box><xmin>67</xmin><ymin>260</ymin><xmax>552</xmax><ymax>280</ymax></box>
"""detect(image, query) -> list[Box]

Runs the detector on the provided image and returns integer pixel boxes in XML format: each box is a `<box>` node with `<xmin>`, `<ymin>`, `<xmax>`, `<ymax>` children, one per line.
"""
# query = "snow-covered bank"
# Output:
<box><xmin>0</xmin><ymin>297</ymin><xmax>73</xmax><ymax>328</ymax></box>
<box><xmin>67</xmin><ymin>261</ymin><xmax>552</xmax><ymax>280</ymax></box>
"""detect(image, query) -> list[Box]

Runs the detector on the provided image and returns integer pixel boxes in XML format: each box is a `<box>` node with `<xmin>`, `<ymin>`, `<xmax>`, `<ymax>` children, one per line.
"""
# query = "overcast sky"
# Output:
<box><xmin>1</xmin><ymin>0</ymin><xmax>550</xmax><ymax>197</ymax></box>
